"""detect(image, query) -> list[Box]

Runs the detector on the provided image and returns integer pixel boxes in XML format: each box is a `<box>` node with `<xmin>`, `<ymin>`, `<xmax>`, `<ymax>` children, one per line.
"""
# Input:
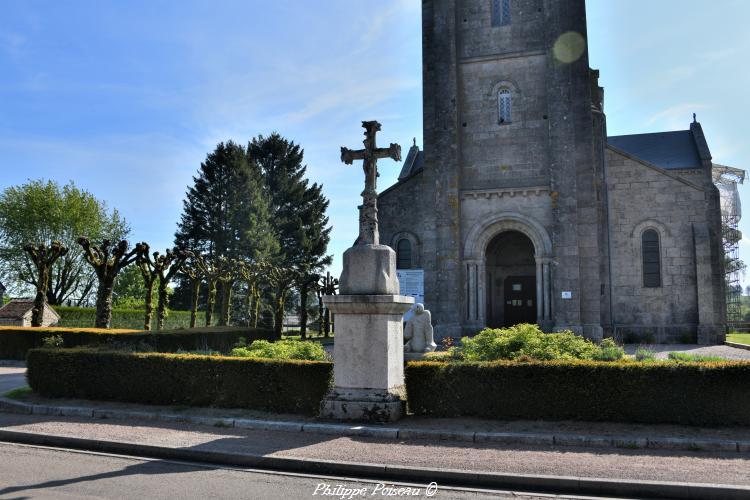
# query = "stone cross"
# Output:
<box><xmin>341</xmin><ymin>120</ymin><xmax>401</xmax><ymax>246</ymax></box>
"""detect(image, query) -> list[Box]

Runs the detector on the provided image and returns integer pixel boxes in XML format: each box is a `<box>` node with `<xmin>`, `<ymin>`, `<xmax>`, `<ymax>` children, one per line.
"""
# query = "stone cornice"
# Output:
<box><xmin>461</xmin><ymin>186</ymin><xmax>549</xmax><ymax>200</ymax></box>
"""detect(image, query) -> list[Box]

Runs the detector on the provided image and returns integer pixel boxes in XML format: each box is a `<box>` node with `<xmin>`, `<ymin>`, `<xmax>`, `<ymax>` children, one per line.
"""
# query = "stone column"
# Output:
<box><xmin>543</xmin><ymin>260</ymin><xmax>552</xmax><ymax>324</ymax></box>
<box><xmin>319</xmin><ymin>244</ymin><xmax>414</xmax><ymax>423</ymax></box>
<box><xmin>535</xmin><ymin>259</ymin><xmax>543</xmax><ymax>323</ymax></box>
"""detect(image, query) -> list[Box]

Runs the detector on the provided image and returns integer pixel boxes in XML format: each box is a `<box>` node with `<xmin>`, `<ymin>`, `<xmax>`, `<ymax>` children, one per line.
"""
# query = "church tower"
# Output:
<box><xmin>380</xmin><ymin>0</ymin><xmax>611</xmax><ymax>339</ymax></box>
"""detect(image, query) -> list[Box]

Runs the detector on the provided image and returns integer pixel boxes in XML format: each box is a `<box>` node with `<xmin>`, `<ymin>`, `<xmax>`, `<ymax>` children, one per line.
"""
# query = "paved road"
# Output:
<box><xmin>0</xmin><ymin>367</ymin><xmax>26</xmax><ymax>394</ymax></box>
<box><xmin>0</xmin><ymin>443</ymin><xmax>564</xmax><ymax>500</ymax></box>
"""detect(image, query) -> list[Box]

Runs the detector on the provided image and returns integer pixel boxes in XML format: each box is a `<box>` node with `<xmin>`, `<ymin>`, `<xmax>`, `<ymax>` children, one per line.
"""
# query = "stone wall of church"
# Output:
<box><xmin>606</xmin><ymin>147</ymin><xmax>717</xmax><ymax>343</ymax></box>
<box><xmin>458</xmin><ymin>54</ymin><xmax>550</xmax><ymax>190</ymax></box>
<box><xmin>378</xmin><ymin>174</ymin><xmax>428</xmax><ymax>271</ymax></box>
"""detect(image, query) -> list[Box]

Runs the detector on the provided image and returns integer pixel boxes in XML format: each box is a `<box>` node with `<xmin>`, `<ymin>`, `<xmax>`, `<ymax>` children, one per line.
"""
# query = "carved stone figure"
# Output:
<box><xmin>404</xmin><ymin>303</ymin><xmax>436</xmax><ymax>353</ymax></box>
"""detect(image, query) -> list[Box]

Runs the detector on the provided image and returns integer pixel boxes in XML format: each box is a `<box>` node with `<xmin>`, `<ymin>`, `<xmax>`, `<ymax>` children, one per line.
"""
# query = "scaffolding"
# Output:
<box><xmin>713</xmin><ymin>164</ymin><xmax>745</xmax><ymax>327</ymax></box>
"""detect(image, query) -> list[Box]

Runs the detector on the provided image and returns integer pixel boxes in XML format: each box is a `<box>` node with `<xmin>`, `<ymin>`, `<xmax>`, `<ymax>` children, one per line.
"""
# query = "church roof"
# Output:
<box><xmin>398</xmin><ymin>142</ymin><xmax>424</xmax><ymax>181</ymax></box>
<box><xmin>607</xmin><ymin>130</ymin><xmax>703</xmax><ymax>170</ymax></box>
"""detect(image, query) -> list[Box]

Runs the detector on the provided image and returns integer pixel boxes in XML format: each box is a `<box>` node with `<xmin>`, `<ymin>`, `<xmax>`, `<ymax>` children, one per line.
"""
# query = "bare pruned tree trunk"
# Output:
<box><xmin>24</xmin><ymin>242</ymin><xmax>68</xmax><ymax>327</ymax></box>
<box><xmin>78</xmin><ymin>238</ymin><xmax>140</xmax><ymax>329</ymax></box>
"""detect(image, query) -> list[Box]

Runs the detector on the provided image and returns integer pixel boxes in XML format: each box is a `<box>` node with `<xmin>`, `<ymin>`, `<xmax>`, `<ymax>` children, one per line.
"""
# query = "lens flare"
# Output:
<box><xmin>553</xmin><ymin>31</ymin><xmax>586</xmax><ymax>64</ymax></box>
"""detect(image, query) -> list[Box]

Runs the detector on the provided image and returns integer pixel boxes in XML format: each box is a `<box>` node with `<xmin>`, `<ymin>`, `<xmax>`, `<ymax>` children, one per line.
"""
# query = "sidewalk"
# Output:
<box><xmin>1</xmin><ymin>410</ymin><xmax>749</xmax><ymax>499</ymax></box>
<box><xmin>3</xmin><ymin>369</ymin><xmax>750</xmax><ymax>498</ymax></box>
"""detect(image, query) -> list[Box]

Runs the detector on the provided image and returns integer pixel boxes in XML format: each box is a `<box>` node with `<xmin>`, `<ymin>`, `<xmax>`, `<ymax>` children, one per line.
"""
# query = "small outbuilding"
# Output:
<box><xmin>0</xmin><ymin>299</ymin><xmax>60</xmax><ymax>327</ymax></box>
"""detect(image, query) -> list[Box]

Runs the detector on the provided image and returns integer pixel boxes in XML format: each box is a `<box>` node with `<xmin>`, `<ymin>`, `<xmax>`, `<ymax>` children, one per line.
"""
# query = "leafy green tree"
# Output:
<box><xmin>248</xmin><ymin>133</ymin><xmax>332</xmax><ymax>338</ymax></box>
<box><xmin>113</xmin><ymin>264</ymin><xmax>148</xmax><ymax>309</ymax></box>
<box><xmin>0</xmin><ymin>180</ymin><xmax>129</xmax><ymax>305</ymax></box>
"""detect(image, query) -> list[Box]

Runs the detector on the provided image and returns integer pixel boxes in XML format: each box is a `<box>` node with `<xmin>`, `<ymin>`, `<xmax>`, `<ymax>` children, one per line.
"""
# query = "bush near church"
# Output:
<box><xmin>405</xmin><ymin>359</ymin><xmax>750</xmax><ymax>426</ymax></box>
<box><xmin>0</xmin><ymin>325</ymin><xmax>273</xmax><ymax>360</ymax></box>
<box><xmin>26</xmin><ymin>348</ymin><xmax>332</xmax><ymax>415</ymax></box>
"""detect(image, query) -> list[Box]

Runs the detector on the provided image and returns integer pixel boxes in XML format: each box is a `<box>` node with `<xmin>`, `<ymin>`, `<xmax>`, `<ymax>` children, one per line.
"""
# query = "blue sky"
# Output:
<box><xmin>1</xmin><ymin>1</ymin><xmax>748</xmax><ymax>283</ymax></box>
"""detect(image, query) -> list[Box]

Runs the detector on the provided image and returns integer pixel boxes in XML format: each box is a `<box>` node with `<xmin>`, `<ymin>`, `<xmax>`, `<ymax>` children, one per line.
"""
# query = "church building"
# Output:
<box><xmin>378</xmin><ymin>0</ymin><xmax>727</xmax><ymax>343</ymax></box>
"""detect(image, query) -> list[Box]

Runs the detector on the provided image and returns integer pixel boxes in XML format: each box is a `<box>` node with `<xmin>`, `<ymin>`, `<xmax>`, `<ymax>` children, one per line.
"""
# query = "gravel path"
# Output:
<box><xmin>1</xmin><ymin>413</ymin><xmax>749</xmax><ymax>487</ymax></box>
<box><xmin>623</xmin><ymin>343</ymin><xmax>750</xmax><ymax>360</ymax></box>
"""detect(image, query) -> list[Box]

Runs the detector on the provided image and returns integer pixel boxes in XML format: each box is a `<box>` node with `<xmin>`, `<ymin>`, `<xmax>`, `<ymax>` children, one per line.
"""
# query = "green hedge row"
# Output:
<box><xmin>405</xmin><ymin>360</ymin><xmax>750</xmax><ymax>426</ymax></box>
<box><xmin>26</xmin><ymin>348</ymin><xmax>333</xmax><ymax>415</ymax></box>
<box><xmin>53</xmin><ymin>306</ymin><xmax>193</xmax><ymax>330</ymax></box>
<box><xmin>0</xmin><ymin>326</ymin><xmax>273</xmax><ymax>360</ymax></box>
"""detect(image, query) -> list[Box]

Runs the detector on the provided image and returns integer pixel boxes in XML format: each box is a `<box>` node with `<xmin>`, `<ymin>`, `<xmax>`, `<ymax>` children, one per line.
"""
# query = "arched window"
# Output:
<box><xmin>396</xmin><ymin>239</ymin><xmax>412</xmax><ymax>269</ymax></box>
<box><xmin>642</xmin><ymin>230</ymin><xmax>661</xmax><ymax>287</ymax></box>
<box><xmin>491</xmin><ymin>0</ymin><xmax>511</xmax><ymax>26</ymax></box>
<box><xmin>498</xmin><ymin>88</ymin><xmax>512</xmax><ymax>124</ymax></box>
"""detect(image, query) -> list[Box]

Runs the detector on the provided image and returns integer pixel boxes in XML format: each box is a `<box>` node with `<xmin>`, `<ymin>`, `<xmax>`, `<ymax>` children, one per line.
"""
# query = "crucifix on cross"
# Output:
<box><xmin>341</xmin><ymin>120</ymin><xmax>401</xmax><ymax>246</ymax></box>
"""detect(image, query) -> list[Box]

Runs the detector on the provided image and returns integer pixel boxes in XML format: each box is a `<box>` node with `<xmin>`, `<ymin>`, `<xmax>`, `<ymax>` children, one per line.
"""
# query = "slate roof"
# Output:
<box><xmin>0</xmin><ymin>299</ymin><xmax>35</xmax><ymax>320</ymax></box>
<box><xmin>398</xmin><ymin>143</ymin><xmax>425</xmax><ymax>181</ymax></box>
<box><xmin>607</xmin><ymin>130</ymin><xmax>703</xmax><ymax>170</ymax></box>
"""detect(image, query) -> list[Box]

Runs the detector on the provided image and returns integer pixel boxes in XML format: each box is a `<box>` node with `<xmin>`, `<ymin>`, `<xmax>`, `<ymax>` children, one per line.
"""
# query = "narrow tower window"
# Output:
<box><xmin>396</xmin><ymin>239</ymin><xmax>412</xmax><ymax>269</ymax></box>
<box><xmin>491</xmin><ymin>0</ymin><xmax>511</xmax><ymax>27</ymax></box>
<box><xmin>642</xmin><ymin>229</ymin><xmax>661</xmax><ymax>287</ymax></box>
<box><xmin>498</xmin><ymin>88</ymin><xmax>512</xmax><ymax>124</ymax></box>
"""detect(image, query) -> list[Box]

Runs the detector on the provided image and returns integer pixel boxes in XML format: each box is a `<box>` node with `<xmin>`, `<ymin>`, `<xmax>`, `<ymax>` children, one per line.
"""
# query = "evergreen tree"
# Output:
<box><xmin>174</xmin><ymin>141</ymin><xmax>277</xmax><ymax>314</ymax></box>
<box><xmin>175</xmin><ymin>141</ymin><xmax>275</xmax><ymax>261</ymax></box>
<box><xmin>248</xmin><ymin>133</ymin><xmax>332</xmax><ymax>338</ymax></box>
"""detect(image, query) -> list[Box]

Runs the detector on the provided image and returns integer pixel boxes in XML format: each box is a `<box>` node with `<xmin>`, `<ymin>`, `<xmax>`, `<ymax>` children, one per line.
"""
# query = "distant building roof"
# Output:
<box><xmin>0</xmin><ymin>299</ymin><xmax>59</xmax><ymax>320</ymax></box>
<box><xmin>607</xmin><ymin>130</ymin><xmax>703</xmax><ymax>170</ymax></box>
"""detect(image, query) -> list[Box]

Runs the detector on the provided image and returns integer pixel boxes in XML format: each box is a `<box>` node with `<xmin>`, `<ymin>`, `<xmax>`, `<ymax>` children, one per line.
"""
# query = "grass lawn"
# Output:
<box><xmin>727</xmin><ymin>332</ymin><xmax>750</xmax><ymax>346</ymax></box>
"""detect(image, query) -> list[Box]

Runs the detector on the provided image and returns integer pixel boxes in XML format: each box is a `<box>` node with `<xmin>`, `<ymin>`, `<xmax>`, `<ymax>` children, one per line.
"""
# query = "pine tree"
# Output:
<box><xmin>175</xmin><ymin>141</ymin><xmax>274</xmax><ymax>260</ymax></box>
<box><xmin>248</xmin><ymin>133</ymin><xmax>332</xmax><ymax>338</ymax></box>
<box><xmin>174</xmin><ymin>141</ymin><xmax>277</xmax><ymax>315</ymax></box>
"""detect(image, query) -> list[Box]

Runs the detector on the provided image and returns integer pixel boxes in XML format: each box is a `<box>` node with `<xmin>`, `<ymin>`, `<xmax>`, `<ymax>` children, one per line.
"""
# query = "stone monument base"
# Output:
<box><xmin>319</xmin><ymin>388</ymin><xmax>403</xmax><ymax>423</ymax></box>
<box><xmin>320</xmin><ymin>294</ymin><xmax>414</xmax><ymax>424</ymax></box>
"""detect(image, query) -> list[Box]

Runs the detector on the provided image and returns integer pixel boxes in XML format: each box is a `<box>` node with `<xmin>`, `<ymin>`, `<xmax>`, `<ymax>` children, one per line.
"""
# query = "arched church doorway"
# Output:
<box><xmin>485</xmin><ymin>231</ymin><xmax>537</xmax><ymax>327</ymax></box>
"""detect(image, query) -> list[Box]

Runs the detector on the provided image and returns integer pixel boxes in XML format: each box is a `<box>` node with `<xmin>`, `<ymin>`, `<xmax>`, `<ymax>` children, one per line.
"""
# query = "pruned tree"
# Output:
<box><xmin>77</xmin><ymin>238</ymin><xmax>139</xmax><ymax>328</ymax></box>
<box><xmin>181</xmin><ymin>253</ymin><xmax>205</xmax><ymax>328</ymax></box>
<box><xmin>215</xmin><ymin>257</ymin><xmax>239</xmax><ymax>327</ymax></box>
<box><xmin>296</xmin><ymin>271</ymin><xmax>320</xmax><ymax>340</ymax></box>
<box><xmin>23</xmin><ymin>241</ymin><xmax>68</xmax><ymax>327</ymax></box>
<box><xmin>195</xmin><ymin>255</ymin><xmax>227</xmax><ymax>327</ymax></box>
<box><xmin>154</xmin><ymin>248</ymin><xmax>190</xmax><ymax>330</ymax></box>
<box><xmin>238</xmin><ymin>260</ymin><xmax>269</xmax><ymax>329</ymax></box>
<box><xmin>137</xmin><ymin>244</ymin><xmax>191</xmax><ymax>331</ymax></box>
<box><xmin>316</xmin><ymin>272</ymin><xmax>339</xmax><ymax>338</ymax></box>
<box><xmin>135</xmin><ymin>243</ymin><xmax>158</xmax><ymax>330</ymax></box>
<box><xmin>267</xmin><ymin>265</ymin><xmax>300</xmax><ymax>339</ymax></box>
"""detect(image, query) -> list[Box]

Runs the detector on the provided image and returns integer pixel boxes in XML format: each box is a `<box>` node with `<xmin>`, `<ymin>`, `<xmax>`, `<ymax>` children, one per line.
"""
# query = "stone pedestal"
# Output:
<box><xmin>319</xmin><ymin>294</ymin><xmax>414</xmax><ymax>423</ymax></box>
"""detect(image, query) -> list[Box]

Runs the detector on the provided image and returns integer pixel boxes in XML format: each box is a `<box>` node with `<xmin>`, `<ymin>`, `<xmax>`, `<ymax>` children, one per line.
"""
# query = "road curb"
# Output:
<box><xmin>0</xmin><ymin>428</ymin><xmax>748</xmax><ymax>499</ymax></box>
<box><xmin>725</xmin><ymin>341</ymin><xmax>750</xmax><ymax>352</ymax></box>
<box><xmin>2</xmin><ymin>396</ymin><xmax>749</xmax><ymax>455</ymax></box>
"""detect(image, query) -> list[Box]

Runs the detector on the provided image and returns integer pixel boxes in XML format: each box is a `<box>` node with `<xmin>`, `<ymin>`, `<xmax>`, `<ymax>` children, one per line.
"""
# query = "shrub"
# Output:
<box><xmin>26</xmin><ymin>348</ymin><xmax>332</xmax><ymax>415</ymax></box>
<box><xmin>0</xmin><ymin>326</ymin><xmax>274</xmax><ymax>360</ymax></box>
<box><xmin>230</xmin><ymin>339</ymin><xmax>328</xmax><ymax>361</ymax></box>
<box><xmin>405</xmin><ymin>359</ymin><xmax>750</xmax><ymax>426</ymax></box>
<box><xmin>459</xmin><ymin>324</ymin><xmax>602</xmax><ymax>361</ymax></box>
<box><xmin>634</xmin><ymin>347</ymin><xmax>657</xmax><ymax>362</ymax></box>
<box><xmin>592</xmin><ymin>338</ymin><xmax>625</xmax><ymax>361</ymax></box>
<box><xmin>667</xmin><ymin>352</ymin><xmax>725</xmax><ymax>363</ymax></box>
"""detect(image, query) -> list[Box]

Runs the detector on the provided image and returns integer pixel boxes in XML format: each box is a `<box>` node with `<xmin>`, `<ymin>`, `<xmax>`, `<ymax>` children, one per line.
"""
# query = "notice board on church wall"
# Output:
<box><xmin>397</xmin><ymin>269</ymin><xmax>424</xmax><ymax>321</ymax></box>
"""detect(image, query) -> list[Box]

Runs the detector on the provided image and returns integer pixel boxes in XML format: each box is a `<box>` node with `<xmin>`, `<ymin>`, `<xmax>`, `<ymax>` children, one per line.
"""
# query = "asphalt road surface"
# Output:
<box><xmin>0</xmin><ymin>443</ymin><xmax>579</xmax><ymax>500</ymax></box>
<box><xmin>0</xmin><ymin>367</ymin><xmax>26</xmax><ymax>394</ymax></box>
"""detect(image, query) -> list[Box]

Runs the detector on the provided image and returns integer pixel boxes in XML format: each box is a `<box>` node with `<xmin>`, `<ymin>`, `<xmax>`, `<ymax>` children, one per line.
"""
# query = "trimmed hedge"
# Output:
<box><xmin>405</xmin><ymin>360</ymin><xmax>750</xmax><ymax>426</ymax></box>
<box><xmin>27</xmin><ymin>348</ymin><xmax>332</xmax><ymax>415</ymax></box>
<box><xmin>0</xmin><ymin>326</ymin><xmax>274</xmax><ymax>360</ymax></box>
<box><xmin>54</xmin><ymin>306</ymin><xmax>193</xmax><ymax>330</ymax></box>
